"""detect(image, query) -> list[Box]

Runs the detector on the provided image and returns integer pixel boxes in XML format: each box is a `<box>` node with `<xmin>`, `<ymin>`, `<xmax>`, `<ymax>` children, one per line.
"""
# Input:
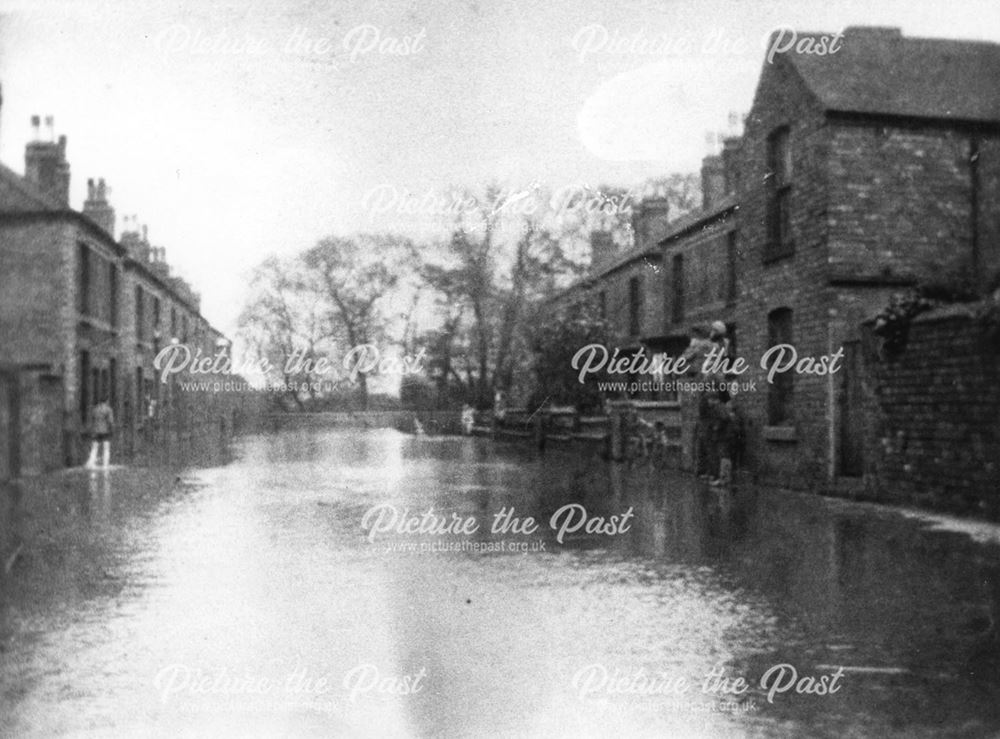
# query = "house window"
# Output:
<box><xmin>136</xmin><ymin>367</ymin><xmax>144</xmax><ymax>420</ymax></box>
<box><xmin>171</xmin><ymin>307</ymin><xmax>177</xmax><ymax>338</ymax></box>
<box><xmin>671</xmin><ymin>254</ymin><xmax>684</xmax><ymax>323</ymax></box>
<box><xmin>153</xmin><ymin>296</ymin><xmax>161</xmax><ymax>331</ymax></box>
<box><xmin>77</xmin><ymin>243</ymin><xmax>91</xmax><ymax>315</ymax></box>
<box><xmin>109</xmin><ymin>263</ymin><xmax>118</xmax><ymax>327</ymax></box>
<box><xmin>109</xmin><ymin>357</ymin><xmax>117</xmax><ymax>410</ymax></box>
<box><xmin>79</xmin><ymin>350</ymin><xmax>90</xmax><ymax>423</ymax></box>
<box><xmin>765</xmin><ymin>126</ymin><xmax>793</xmax><ymax>261</ymax></box>
<box><xmin>135</xmin><ymin>286</ymin><xmax>145</xmax><ymax>342</ymax></box>
<box><xmin>597</xmin><ymin>291</ymin><xmax>607</xmax><ymax>320</ymax></box>
<box><xmin>628</xmin><ymin>276</ymin><xmax>642</xmax><ymax>337</ymax></box>
<box><xmin>767</xmin><ymin>307</ymin><xmax>794</xmax><ymax>425</ymax></box>
<box><xmin>726</xmin><ymin>231</ymin><xmax>738</xmax><ymax>304</ymax></box>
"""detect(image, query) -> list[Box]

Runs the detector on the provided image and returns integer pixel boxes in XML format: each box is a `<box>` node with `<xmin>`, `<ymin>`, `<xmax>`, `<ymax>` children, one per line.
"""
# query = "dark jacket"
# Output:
<box><xmin>91</xmin><ymin>403</ymin><xmax>115</xmax><ymax>436</ymax></box>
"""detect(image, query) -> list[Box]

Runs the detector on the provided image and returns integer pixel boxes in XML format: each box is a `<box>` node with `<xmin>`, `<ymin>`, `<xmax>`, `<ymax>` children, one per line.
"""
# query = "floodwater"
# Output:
<box><xmin>1</xmin><ymin>427</ymin><xmax>999</xmax><ymax>738</ymax></box>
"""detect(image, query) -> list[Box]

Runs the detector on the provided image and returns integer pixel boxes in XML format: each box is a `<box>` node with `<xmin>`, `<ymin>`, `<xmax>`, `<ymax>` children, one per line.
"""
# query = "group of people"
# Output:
<box><xmin>620</xmin><ymin>318</ymin><xmax>737</xmax><ymax>486</ymax></box>
<box><xmin>453</xmin><ymin>320</ymin><xmax>740</xmax><ymax>488</ymax></box>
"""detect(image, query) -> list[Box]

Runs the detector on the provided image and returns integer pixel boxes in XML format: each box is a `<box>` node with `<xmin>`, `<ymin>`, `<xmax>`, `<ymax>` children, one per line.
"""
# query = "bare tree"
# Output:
<box><xmin>238</xmin><ymin>256</ymin><xmax>330</xmax><ymax>410</ymax></box>
<box><xmin>301</xmin><ymin>234</ymin><xmax>417</xmax><ymax>409</ymax></box>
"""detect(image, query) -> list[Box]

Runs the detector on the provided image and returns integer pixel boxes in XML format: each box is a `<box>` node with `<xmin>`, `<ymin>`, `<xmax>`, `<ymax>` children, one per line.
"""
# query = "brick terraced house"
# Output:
<box><xmin>734</xmin><ymin>26</ymin><xmax>1000</xmax><ymax>487</ymax></box>
<box><xmin>0</xmin><ymin>110</ymin><xmax>233</xmax><ymax>477</ymax></box>
<box><xmin>556</xmin><ymin>26</ymin><xmax>1000</xmax><ymax>492</ymax></box>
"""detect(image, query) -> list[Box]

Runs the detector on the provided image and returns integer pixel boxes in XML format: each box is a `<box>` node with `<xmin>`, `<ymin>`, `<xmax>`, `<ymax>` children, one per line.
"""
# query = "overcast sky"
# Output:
<box><xmin>2</xmin><ymin>0</ymin><xmax>999</xmax><ymax>334</ymax></box>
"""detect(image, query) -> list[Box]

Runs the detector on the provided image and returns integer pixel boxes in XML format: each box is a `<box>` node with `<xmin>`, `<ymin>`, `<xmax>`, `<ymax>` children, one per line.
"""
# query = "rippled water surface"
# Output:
<box><xmin>2</xmin><ymin>428</ymin><xmax>999</xmax><ymax>737</ymax></box>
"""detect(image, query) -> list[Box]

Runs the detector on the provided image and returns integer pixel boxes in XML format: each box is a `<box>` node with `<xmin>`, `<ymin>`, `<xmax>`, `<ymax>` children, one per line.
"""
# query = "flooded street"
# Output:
<box><xmin>2</xmin><ymin>427</ymin><xmax>1000</xmax><ymax>738</ymax></box>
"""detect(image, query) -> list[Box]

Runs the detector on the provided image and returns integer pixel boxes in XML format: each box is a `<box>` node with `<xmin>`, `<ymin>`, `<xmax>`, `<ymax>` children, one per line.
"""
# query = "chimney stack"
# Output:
<box><xmin>83</xmin><ymin>176</ymin><xmax>116</xmax><ymax>237</ymax></box>
<box><xmin>120</xmin><ymin>215</ymin><xmax>141</xmax><ymax>258</ymax></box>
<box><xmin>631</xmin><ymin>197</ymin><xmax>671</xmax><ymax>249</ymax></box>
<box><xmin>701</xmin><ymin>155</ymin><xmax>726</xmax><ymax>211</ymax></box>
<box><xmin>721</xmin><ymin>136</ymin><xmax>741</xmax><ymax>195</ymax></box>
<box><xmin>24</xmin><ymin>116</ymin><xmax>70</xmax><ymax>205</ymax></box>
<box><xmin>120</xmin><ymin>217</ymin><xmax>151</xmax><ymax>262</ymax></box>
<box><xmin>150</xmin><ymin>246</ymin><xmax>169</xmax><ymax>278</ymax></box>
<box><xmin>589</xmin><ymin>230</ymin><xmax>616</xmax><ymax>273</ymax></box>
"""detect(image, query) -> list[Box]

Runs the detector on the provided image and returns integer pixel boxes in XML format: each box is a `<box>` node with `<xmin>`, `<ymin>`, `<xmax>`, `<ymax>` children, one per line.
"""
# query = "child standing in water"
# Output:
<box><xmin>86</xmin><ymin>396</ymin><xmax>115</xmax><ymax>469</ymax></box>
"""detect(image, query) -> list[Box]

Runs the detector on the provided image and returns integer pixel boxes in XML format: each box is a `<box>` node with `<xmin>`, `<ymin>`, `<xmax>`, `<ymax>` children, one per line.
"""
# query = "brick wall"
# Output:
<box><xmin>977</xmin><ymin>135</ymin><xmax>1000</xmax><ymax>282</ymax></box>
<box><xmin>827</xmin><ymin>122</ymin><xmax>980</xmax><ymax>282</ymax></box>
<box><xmin>864</xmin><ymin>303</ymin><xmax>1000</xmax><ymax>518</ymax></box>
<box><xmin>565</xmin><ymin>256</ymin><xmax>664</xmax><ymax>347</ymax></box>
<box><xmin>0</xmin><ymin>220</ymin><xmax>69</xmax><ymax>365</ymax></box>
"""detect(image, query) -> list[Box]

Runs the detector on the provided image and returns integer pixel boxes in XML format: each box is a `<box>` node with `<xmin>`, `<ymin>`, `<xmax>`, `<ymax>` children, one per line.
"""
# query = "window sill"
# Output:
<box><xmin>77</xmin><ymin>315</ymin><xmax>117</xmax><ymax>333</ymax></box>
<box><xmin>762</xmin><ymin>244</ymin><xmax>795</xmax><ymax>265</ymax></box>
<box><xmin>632</xmin><ymin>400</ymin><xmax>681</xmax><ymax>410</ymax></box>
<box><xmin>763</xmin><ymin>425</ymin><xmax>797</xmax><ymax>442</ymax></box>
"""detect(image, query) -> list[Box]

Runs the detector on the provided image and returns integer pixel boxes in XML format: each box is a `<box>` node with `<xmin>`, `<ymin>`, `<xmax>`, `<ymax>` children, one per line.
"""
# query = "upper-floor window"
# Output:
<box><xmin>671</xmin><ymin>253</ymin><xmax>684</xmax><ymax>324</ymax></box>
<box><xmin>767</xmin><ymin>307</ymin><xmax>794</xmax><ymax>425</ymax></box>
<box><xmin>628</xmin><ymin>276</ymin><xmax>642</xmax><ymax>337</ymax></box>
<box><xmin>135</xmin><ymin>286</ymin><xmax>145</xmax><ymax>342</ymax></box>
<box><xmin>109</xmin><ymin>263</ymin><xmax>118</xmax><ymax>328</ymax></box>
<box><xmin>726</xmin><ymin>231</ymin><xmax>738</xmax><ymax>304</ymax></box>
<box><xmin>153</xmin><ymin>296</ymin><xmax>161</xmax><ymax>331</ymax></box>
<box><xmin>597</xmin><ymin>291</ymin><xmax>607</xmax><ymax>321</ymax></box>
<box><xmin>765</xmin><ymin>126</ymin><xmax>793</xmax><ymax>261</ymax></box>
<box><xmin>77</xmin><ymin>243</ymin><xmax>91</xmax><ymax>316</ymax></box>
<box><xmin>79</xmin><ymin>244</ymin><xmax>121</xmax><ymax>327</ymax></box>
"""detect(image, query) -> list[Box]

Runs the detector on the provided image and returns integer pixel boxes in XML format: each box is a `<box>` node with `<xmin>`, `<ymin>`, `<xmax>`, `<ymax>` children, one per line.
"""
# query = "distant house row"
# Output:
<box><xmin>0</xmin><ymin>106</ymin><xmax>231</xmax><ymax>477</ymax></box>
<box><xmin>555</xmin><ymin>26</ymin><xmax>1000</xmax><ymax>487</ymax></box>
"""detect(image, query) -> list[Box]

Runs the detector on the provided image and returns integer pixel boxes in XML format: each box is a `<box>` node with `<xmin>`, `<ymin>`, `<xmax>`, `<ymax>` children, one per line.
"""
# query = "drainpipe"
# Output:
<box><xmin>970</xmin><ymin>136</ymin><xmax>980</xmax><ymax>284</ymax></box>
<box><xmin>827</xmin><ymin>308</ymin><xmax>837</xmax><ymax>481</ymax></box>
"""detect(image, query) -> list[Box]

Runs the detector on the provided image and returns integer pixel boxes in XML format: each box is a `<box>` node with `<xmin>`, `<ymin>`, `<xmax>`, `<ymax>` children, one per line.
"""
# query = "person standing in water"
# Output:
<box><xmin>86</xmin><ymin>396</ymin><xmax>115</xmax><ymax>469</ymax></box>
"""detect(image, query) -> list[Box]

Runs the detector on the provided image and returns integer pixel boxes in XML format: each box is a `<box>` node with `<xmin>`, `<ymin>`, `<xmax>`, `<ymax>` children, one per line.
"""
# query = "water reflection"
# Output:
<box><xmin>0</xmin><ymin>428</ymin><xmax>998</xmax><ymax>737</ymax></box>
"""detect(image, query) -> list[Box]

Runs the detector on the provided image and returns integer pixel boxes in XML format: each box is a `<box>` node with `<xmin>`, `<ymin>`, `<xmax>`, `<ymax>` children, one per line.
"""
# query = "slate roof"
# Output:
<box><xmin>657</xmin><ymin>194</ymin><xmax>737</xmax><ymax>246</ymax></box>
<box><xmin>0</xmin><ymin>162</ymin><xmax>63</xmax><ymax>212</ymax></box>
<box><xmin>787</xmin><ymin>27</ymin><xmax>1000</xmax><ymax>123</ymax></box>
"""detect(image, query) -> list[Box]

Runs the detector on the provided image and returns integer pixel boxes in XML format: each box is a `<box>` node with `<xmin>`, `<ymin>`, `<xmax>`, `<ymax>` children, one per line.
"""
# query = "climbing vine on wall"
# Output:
<box><xmin>873</xmin><ymin>292</ymin><xmax>937</xmax><ymax>358</ymax></box>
